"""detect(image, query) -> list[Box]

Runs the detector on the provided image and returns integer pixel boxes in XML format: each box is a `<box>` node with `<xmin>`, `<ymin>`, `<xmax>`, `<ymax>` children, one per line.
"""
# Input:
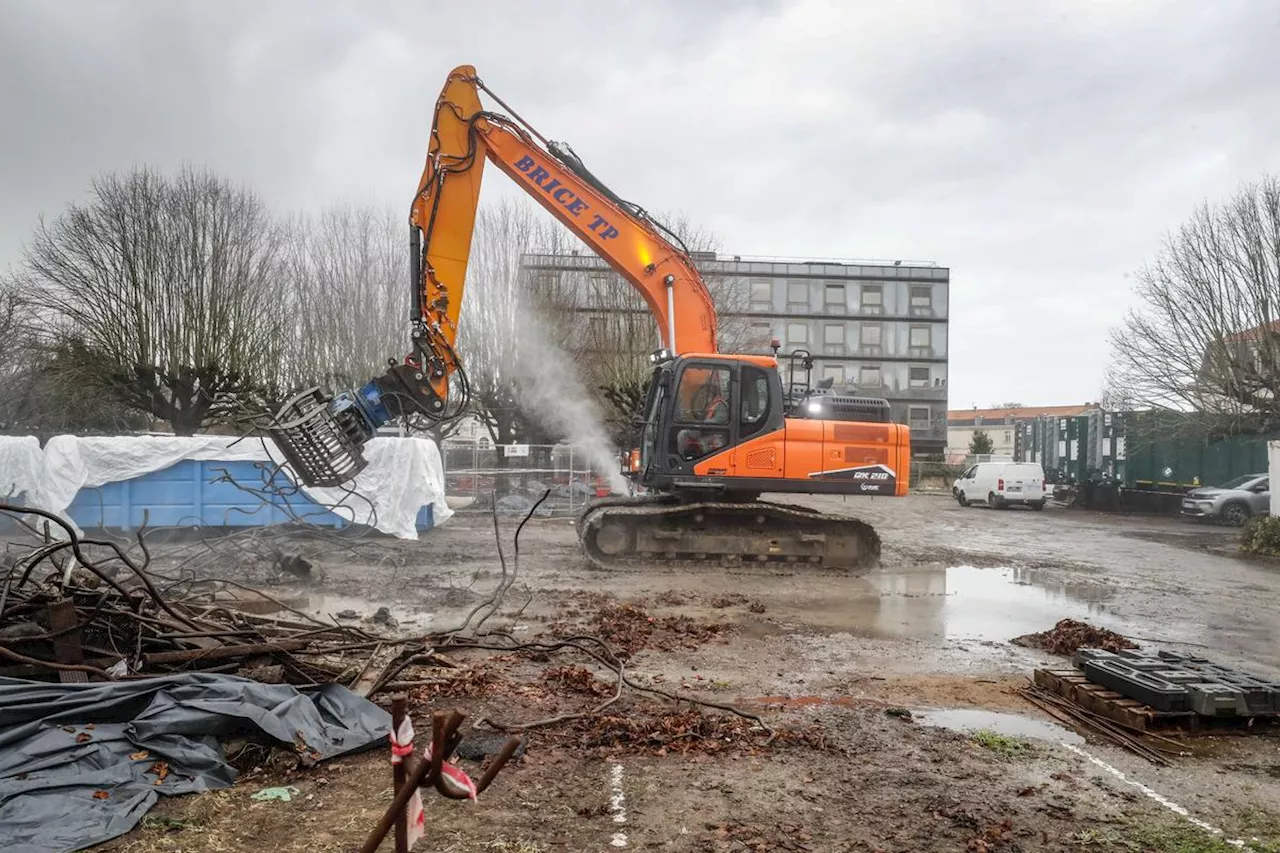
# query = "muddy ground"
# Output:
<box><xmin>109</xmin><ymin>495</ymin><xmax>1280</xmax><ymax>853</ymax></box>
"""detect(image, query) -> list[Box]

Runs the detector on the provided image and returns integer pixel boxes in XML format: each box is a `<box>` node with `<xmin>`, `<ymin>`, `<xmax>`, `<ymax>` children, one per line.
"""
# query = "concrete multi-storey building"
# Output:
<box><xmin>522</xmin><ymin>252</ymin><xmax>951</xmax><ymax>456</ymax></box>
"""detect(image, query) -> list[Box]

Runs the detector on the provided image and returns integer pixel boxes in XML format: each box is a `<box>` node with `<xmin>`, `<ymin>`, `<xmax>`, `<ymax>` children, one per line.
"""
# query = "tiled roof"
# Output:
<box><xmin>947</xmin><ymin>404</ymin><xmax>1095</xmax><ymax>424</ymax></box>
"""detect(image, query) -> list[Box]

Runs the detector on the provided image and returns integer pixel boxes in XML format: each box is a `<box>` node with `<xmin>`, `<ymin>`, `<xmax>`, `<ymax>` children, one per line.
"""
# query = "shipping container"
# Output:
<box><xmin>1118</xmin><ymin>431</ymin><xmax>1273</xmax><ymax>491</ymax></box>
<box><xmin>1013</xmin><ymin>408</ymin><xmax>1278</xmax><ymax>498</ymax></box>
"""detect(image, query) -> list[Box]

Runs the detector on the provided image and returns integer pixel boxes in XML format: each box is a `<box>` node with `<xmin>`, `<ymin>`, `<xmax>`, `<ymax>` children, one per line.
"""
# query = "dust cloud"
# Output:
<box><xmin>512</xmin><ymin>321</ymin><xmax>630</xmax><ymax>496</ymax></box>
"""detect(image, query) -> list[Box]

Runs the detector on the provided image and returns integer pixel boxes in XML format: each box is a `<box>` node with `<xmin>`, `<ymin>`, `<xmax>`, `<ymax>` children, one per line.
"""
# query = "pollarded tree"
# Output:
<box><xmin>22</xmin><ymin>166</ymin><xmax>283</xmax><ymax>435</ymax></box>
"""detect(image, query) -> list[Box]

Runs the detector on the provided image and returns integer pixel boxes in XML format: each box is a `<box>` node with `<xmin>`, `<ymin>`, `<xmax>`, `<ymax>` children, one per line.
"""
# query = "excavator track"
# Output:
<box><xmin>576</xmin><ymin>495</ymin><xmax>881</xmax><ymax>571</ymax></box>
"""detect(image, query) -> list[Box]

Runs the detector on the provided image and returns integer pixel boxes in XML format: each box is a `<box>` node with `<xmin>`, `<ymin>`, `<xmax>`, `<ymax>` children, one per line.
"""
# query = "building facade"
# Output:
<box><xmin>522</xmin><ymin>252</ymin><xmax>951</xmax><ymax>456</ymax></box>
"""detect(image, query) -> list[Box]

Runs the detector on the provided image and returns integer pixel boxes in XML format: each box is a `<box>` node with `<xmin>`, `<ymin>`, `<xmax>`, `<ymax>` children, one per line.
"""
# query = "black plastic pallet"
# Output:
<box><xmin>1080</xmin><ymin>658</ymin><xmax>1192</xmax><ymax>712</ymax></box>
<box><xmin>1074</xmin><ymin>649</ymin><xmax>1280</xmax><ymax>717</ymax></box>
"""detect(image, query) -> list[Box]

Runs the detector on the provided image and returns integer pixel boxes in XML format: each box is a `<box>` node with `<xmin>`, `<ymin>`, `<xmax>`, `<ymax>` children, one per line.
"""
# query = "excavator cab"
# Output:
<box><xmin>633</xmin><ymin>354</ymin><xmax>785</xmax><ymax>489</ymax></box>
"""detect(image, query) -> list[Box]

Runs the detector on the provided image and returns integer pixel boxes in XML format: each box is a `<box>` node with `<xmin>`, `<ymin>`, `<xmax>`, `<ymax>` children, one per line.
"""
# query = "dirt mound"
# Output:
<box><xmin>1011</xmin><ymin>618</ymin><xmax>1138</xmax><ymax>656</ymax></box>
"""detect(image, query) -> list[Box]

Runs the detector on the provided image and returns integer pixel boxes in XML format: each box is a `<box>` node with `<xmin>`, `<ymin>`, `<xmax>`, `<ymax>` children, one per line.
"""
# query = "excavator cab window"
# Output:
<box><xmin>671</xmin><ymin>364</ymin><xmax>732</xmax><ymax>463</ymax></box>
<box><xmin>739</xmin><ymin>366</ymin><xmax>772</xmax><ymax>440</ymax></box>
<box><xmin>638</xmin><ymin>370</ymin><xmax>668</xmax><ymax>475</ymax></box>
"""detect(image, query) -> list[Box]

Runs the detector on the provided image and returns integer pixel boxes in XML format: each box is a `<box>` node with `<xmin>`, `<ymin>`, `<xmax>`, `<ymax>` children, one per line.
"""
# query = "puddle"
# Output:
<box><xmin>860</xmin><ymin>564</ymin><xmax>1117</xmax><ymax>642</ymax></box>
<box><xmin>304</xmin><ymin>594</ymin><xmax>432</xmax><ymax>628</ymax></box>
<box><xmin>221</xmin><ymin>592</ymin><xmax>432</xmax><ymax>628</ymax></box>
<box><xmin>913</xmin><ymin>707</ymin><xmax>1084</xmax><ymax>745</ymax></box>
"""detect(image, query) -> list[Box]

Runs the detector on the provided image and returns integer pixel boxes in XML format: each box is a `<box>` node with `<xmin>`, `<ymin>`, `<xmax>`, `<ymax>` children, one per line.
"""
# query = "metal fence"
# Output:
<box><xmin>441</xmin><ymin>442</ymin><xmax>973</xmax><ymax>506</ymax></box>
<box><xmin>441</xmin><ymin>441</ymin><xmax>616</xmax><ymax>514</ymax></box>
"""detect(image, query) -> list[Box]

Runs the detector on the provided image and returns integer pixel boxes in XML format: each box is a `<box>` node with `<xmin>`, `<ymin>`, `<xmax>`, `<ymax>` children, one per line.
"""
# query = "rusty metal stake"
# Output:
<box><xmin>360</xmin><ymin>710</ymin><xmax>523</xmax><ymax>853</ymax></box>
<box><xmin>391</xmin><ymin>695</ymin><xmax>408</xmax><ymax>853</ymax></box>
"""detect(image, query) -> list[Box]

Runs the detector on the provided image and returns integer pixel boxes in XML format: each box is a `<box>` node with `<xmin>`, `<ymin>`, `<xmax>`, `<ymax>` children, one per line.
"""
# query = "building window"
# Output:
<box><xmin>749</xmin><ymin>321</ymin><xmax>772</xmax><ymax>351</ymax></box>
<box><xmin>534</xmin><ymin>271</ymin><xmax>560</xmax><ymax>293</ymax></box>
<box><xmin>588</xmin><ymin>315</ymin><xmax>607</xmax><ymax>343</ymax></box>
<box><xmin>860</xmin><ymin>322</ymin><xmax>882</xmax><ymax>348</ymax></box>
<box><xmin>859</xmin><ymin>364</ymin><xmax>882</xmax><ymax>387</ymax></box>
<box><xmin>823</xmin><ymin>323</ymin><xmax>845</xmax><ymax>355</ymax></box>
<box><xmin>908</xmin><ymin>406</ymin><xmax>930</xmax><ymax>427</ymax></box>
<box><xmin>909</xmin><ymin>366</ymin><xmax>930</xmax><ymax>387</ymax></box>
<box><xmin>822</xmin><ymin>364</ymin><xmax>845</xmax><ymax>385</ymax></box>
<box><xmin>787</xmin><ymin>322</ymin><xmax>808</xmax><ymax>346</ymax></box>
<box><xmin>749</xmin><ymin>279</ymin><xmax>772</xmax><ymax>308</ymax></box>
<box><xmin>787</xmin><ymin>280</ymin><xmax>809</xmax><ymax>307</ymax></box>
<box><xmin>824</xmin><ymin>283</ymin><xmax>845</xmax><ymax>312</ymax></box>
<box><xmin>910</xmin><ymin>285</ymin><xmax>932</xmax><ymax>313</ymax></box>
<box><xmin>909</xmin><ymin>325</ymin><xmax>931</xmax><ymax>350</ymax></box>
<box><xmin>860</xmin><ymin>284</ymin><xmax>883</xmax><ymax>314</ymax></box>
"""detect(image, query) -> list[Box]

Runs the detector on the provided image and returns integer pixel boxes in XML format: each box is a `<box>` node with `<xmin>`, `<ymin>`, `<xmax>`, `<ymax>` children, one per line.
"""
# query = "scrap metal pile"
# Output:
<box><xmin>0</xmin><ymin>503</ymin><xmax>428</xmax><ymax>693</ymax></box>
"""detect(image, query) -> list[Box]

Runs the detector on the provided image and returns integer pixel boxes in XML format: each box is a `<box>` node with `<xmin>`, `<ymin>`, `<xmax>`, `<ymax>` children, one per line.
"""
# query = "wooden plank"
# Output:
<box><xmin>48</xmin><ymin>600</ymin><xmax>89</xmax><ymax>684</ymax></box>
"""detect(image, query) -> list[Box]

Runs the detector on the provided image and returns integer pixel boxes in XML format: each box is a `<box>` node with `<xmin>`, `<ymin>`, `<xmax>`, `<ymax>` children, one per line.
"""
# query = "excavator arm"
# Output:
<box><xmin>267</xmin><ymin>65</ymin><xmax>719</xmax><ymax>486</ymax></box>
<box><xmin>408</xmin><ymin>65</ymin><xmax>718</xmax><ymax>409</ymax></box>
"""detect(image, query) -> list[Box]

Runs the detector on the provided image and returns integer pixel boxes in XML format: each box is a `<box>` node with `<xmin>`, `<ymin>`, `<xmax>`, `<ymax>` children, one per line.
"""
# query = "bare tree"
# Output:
<box><xmin>268</xmin><ymin>204</ymin><xmax>410</xmax><ymax>397</ymax></box>
<box><xmin>0</xmin><ymin>278</ymin><xmax>18</xmax><ymax>383</ymax></box>
<box><xmin>1108</xmin><ymin>175</ymin><xmax>1280</xmax><ymax>436</ymax></box>
<box><xmin>0</xmin><ymin>274</ymin><xmax>150</xmax><ymax>435</ymax></box>
<box><xmin>454</xmin><ymin>198</ymin><xmax>552</xmax><ymax>447</ymax></box>
<box><xmin>21</xmin><ymin>166</ymin><xmax>283</xmax><ymax>435</ymax></box>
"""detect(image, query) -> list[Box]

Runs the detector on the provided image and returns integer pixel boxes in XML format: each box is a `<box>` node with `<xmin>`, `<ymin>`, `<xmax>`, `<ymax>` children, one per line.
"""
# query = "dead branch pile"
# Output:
<box><xmin>1</xmin><ymin>484</ymin><xmax>797</xmax><ymax>754</ymax></box>
<box><xmin>1011</xmin><ymin>618</ymin><xmax>1139</xmax><ymax>656</ymax></box>
<box><xmin>0</xmin><ymin>502</ymin><xmax>431</xmax><ymax>691</ymax></box>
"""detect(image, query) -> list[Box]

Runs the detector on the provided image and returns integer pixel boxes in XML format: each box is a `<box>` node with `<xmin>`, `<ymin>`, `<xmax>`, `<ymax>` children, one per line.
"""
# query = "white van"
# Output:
<box><xmin>952</xmin><ymin>462</ymin><xmax>1047</xmax><ymax>510</ymax></box>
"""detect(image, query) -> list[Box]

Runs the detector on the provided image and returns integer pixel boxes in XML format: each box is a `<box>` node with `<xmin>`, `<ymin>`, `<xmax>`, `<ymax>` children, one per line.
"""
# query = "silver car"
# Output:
<box><xmin>1181</xmin><ymin>474</ymin><xmax>1270</xmax><ymax>525</ymax></box>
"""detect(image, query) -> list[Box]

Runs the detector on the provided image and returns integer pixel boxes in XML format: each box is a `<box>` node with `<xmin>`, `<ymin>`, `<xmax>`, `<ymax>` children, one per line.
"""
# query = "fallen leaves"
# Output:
<box><xmin>966</xmin><ymin>818</ymin><xmax>1014</xmax><ymax>852</ymax></box>
<box><xmin>550</xmin><ymin>600</ymin><xmax>730</xmax><ymax>659</ymax></box>
<box><xmin>540</xmin><ymin>665</ymin><xmax>614</xmax><ymax>697</ymax></box>
<box><xmin>75</xmin><ymin>733</ymin><xmax>92</xmax><ymax>744</ymax></box>
<box><xmin>92</xmin><ymin>790</ymin><xmax>109</xmax><ymax>800</ymax></box>
<box><xmin>542</xmin><ymin>705</ymin><xmax>826</xmax><ymax>757</ymax></box>
<box><xmin>1011</xmin><ymin>619</ymin><xmax>1138</xmax><ymax>656</ymax></box>
<box><xmin>702</xmin><ymin>821</ymin><xmax>815</xmax><ymax>851</ymax></box>
<box><xmin>129</xmin><ymin>751</ymin><xmax>151</xmax><ymax>761</ymax></box>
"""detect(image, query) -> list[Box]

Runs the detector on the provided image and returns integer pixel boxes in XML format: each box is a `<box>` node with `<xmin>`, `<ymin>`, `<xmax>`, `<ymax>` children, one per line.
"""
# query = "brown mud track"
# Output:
<box><xmin>114</xmin><ymin>495</ymin><xmax>1280</xmax><ymax>852</ymax></box>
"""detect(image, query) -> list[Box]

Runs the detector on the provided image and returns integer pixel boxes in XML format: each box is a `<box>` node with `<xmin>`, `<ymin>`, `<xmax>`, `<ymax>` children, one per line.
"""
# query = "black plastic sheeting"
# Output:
<box><xmin>0</xmin><ymin>673</ymin><xmax>391</xmax><ymax>853</ymax></box>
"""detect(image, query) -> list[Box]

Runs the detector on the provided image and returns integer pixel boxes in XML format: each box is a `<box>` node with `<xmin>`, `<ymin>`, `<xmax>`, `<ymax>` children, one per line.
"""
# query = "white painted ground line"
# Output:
<box><xmin>1061</xmin><ymin>742</ymin><xmax>1256</xmax><ymax>851</ymax></box>
<box><xmin>608</xmin><ymin>763</ymin><xmax>627</xmax><ymax>848</ymax></box>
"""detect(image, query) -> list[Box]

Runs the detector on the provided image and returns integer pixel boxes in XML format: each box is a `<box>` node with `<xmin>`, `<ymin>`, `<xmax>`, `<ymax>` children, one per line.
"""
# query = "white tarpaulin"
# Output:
<box><xmin>29</xmin><ymin>434</ymin><xmax>451</xmax><ymax>539</ymax></box>
<box><xmin>0</xmin><ymin>436</ymin><xmax>46</xmax><ymax>504</ymax></box>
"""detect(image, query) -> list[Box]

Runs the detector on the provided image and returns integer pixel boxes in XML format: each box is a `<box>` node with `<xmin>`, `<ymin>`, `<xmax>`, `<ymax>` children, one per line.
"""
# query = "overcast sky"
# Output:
<box><xmin>2</xmin><ymin>0</ymin><xmax>1277</xmax><ymax>409</ymax></box>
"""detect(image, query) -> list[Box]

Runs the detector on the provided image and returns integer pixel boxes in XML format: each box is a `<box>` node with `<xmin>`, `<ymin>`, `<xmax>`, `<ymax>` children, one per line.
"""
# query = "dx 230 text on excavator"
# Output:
<box><xmin>267</xmin><ymin>64</ymin><xmax>912</xmax><ymax>570</ymax></box>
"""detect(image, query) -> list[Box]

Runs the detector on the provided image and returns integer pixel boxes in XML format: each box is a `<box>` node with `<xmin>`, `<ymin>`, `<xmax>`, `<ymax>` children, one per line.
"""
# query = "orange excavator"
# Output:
<box><xmin>268</xmin><ymin>65</ymin><xmax>911</xmax><ymax>569</ymax></box>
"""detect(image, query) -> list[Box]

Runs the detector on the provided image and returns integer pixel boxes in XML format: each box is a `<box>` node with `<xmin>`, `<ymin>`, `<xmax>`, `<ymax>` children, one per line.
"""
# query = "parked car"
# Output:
<box><xmin>952</xmin><ymin>462</ymin><xmax>1047</xmax><ymax>510</ymax></box>
<box><xmin>1180</xmin><ymin>474</ymin><xmax>1270</xmax><ymax>525</ymax></box>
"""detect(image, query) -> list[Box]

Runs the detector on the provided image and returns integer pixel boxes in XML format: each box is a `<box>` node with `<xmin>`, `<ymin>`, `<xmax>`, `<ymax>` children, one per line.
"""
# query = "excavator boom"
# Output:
<box><xmin>409</xmin><ymin>66</ymin><xmax>717</xmax><ymax>415</ymax></box>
